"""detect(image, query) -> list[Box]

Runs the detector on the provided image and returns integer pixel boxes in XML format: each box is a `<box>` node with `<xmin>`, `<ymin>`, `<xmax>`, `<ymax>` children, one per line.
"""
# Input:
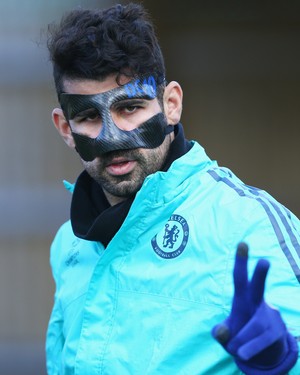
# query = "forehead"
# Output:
<box><xmin>63</xmin><ymin>74</ymin><xmax>125</xmax><ymax>95</ymax></box>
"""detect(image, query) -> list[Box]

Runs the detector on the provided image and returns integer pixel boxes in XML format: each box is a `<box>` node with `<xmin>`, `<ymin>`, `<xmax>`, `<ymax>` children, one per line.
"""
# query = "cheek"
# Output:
<box><xmin>70</xmin><ymin>120</ymin><xmax>102</xmax><ymax>139</ymax></box>
<box><xmin>139</xmin><ymin>141</ymin><xmax>171</xmax><ymax>171</ymax></box>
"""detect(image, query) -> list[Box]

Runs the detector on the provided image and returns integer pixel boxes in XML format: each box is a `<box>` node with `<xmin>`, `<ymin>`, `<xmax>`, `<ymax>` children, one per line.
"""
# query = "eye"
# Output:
<box><xmin>113</xmin><ymin>100</ymin><xmax>145</xmax><ymax>115</ymax></box>
<box><xmin>73</xmin><ymin>108</ymin><xmax>100</xmax><ymax>123</ymax></box>
<box><xmin>122</xmin><ymin>105</ymin><xmax>140</xmax><ymax>113</ymax></box>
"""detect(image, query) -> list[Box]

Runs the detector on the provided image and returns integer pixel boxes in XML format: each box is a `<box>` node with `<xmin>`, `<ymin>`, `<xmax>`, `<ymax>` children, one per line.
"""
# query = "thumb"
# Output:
<box><xmin>212</xmin><ymin>323</ymin><xmax>230</xmax><ymax>345</ymax></box>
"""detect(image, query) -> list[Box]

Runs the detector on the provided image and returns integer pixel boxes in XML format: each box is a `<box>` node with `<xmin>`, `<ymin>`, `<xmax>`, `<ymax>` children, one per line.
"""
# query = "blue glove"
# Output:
<box><xmin>212</xmin><ymin>242</ymin><xmax>299</xmax><ymax>375</ymax></box>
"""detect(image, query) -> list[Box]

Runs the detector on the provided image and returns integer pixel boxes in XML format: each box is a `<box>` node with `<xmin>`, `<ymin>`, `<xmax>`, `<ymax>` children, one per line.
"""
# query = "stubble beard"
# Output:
<box><xmin>83</xmin><ymin>135</ymin><xmax>172</xmax><ymax>200</ymax></box>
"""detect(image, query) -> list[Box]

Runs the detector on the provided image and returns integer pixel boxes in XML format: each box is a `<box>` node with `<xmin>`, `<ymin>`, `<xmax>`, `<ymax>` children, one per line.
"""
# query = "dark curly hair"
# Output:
<box><xmin>47</xmin><ymin>3</ymin><xmax>166</xmax><ymax>101</ymax></box>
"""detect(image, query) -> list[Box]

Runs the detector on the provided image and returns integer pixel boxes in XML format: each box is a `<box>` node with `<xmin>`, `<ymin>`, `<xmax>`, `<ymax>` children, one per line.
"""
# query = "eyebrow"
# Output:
<box><xmin>112</xmin><ymin>98</ymin><xmax>147</xmax><ymax>107</ymax></box>
<box><xmin>73</xmin><ymin>108</ymin><xmax>99</xmax><ymax>118</ymax></box>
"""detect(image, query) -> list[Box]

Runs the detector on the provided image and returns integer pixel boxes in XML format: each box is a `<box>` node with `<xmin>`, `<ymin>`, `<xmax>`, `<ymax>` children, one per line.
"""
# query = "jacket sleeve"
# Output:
<box><xmin>45</xmin><ymin>227</ymin><xmax>66</xmax><ymax>375</ymax></box>
<box><xmin>46</xmin><ymin>293</ymin><xmax>64</xmax><ymax>375</ymax></box>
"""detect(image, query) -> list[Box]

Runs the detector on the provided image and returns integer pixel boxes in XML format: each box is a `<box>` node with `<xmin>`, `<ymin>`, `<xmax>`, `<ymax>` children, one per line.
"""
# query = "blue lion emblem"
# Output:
<box><xmin>163</xmin><ymin>224</ymin><xmax>180</xmax><ymax>249</ymax></box>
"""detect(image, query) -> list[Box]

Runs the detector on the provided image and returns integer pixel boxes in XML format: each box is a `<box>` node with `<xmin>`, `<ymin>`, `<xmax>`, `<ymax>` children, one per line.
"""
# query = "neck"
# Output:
<box><xmin>103</xmin><ymin>188</ymin><xmax>128</xmax><ymax>206</ymax></box>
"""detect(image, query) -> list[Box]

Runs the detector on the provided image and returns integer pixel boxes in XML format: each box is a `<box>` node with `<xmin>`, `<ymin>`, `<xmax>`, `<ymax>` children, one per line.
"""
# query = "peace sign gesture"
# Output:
<box><xmin>212</xmin><ymin>243</ymin><xmax>298</xmax><ymax>375</ymax></box>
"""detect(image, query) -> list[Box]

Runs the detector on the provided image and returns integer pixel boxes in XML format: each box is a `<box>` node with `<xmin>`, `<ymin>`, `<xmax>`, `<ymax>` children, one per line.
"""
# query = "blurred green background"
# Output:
<box><xmin>0</xmin><ymin>0</ymin><xmax>299</xmax><ymax>373</ymax></box>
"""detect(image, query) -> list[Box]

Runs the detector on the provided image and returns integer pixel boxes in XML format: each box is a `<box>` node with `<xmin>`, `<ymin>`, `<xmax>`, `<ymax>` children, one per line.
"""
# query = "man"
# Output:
<box><xmin>46</xmin><ymin>3</ymin><xmax>300</xmax><ymax>374</ymax></box>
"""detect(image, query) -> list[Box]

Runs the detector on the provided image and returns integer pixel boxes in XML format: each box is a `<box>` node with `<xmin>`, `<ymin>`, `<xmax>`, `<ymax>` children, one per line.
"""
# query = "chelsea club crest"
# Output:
<box><xmin>151</xmin><ymin>214</ymin><xmax>189</xmax><ymax>259</ymax></box>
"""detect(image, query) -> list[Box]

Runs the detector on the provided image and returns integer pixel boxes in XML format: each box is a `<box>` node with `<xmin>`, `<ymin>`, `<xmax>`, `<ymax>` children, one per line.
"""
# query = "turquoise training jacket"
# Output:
<box><xmin>46</xmin><ymin>141</ymin><xmax>300</xmax><ymax>374</ymax></box>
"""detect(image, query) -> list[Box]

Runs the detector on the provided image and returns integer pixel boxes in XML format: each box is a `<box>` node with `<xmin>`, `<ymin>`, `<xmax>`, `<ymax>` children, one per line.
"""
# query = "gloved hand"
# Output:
<box><xmin>212</xmin><ymin>242</ymin><xmax>298</xmax><ymax>375</ymax></box>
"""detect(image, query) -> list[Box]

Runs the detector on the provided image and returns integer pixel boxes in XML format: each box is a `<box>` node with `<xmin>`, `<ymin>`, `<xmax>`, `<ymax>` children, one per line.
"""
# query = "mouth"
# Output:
<box><xmin>105</xmin><ymin>157</ymin><xmax>137</xmax><ymax>176</ymax></box>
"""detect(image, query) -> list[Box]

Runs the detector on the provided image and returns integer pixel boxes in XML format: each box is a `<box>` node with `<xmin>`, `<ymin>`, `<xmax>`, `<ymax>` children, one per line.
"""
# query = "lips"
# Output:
<box><xmin>105</xmin><ymin>157</ymin><xmax>137</xmax><ymax>176</ymax></box>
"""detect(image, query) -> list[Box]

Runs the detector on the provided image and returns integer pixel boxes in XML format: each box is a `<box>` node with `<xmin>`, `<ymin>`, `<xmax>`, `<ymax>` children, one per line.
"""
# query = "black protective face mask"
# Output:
<box><xmin>59</xmin><ymin>75</ymin><xmax>173</xmax><ymax>161</ymax></box>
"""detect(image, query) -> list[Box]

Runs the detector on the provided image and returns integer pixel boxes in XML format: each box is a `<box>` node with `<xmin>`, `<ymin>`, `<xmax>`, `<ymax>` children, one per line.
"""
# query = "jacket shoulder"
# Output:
<box><xmin>50</xmin><ymin>220</ymin><xmax>77</xmax><ymax>282</ymax></box>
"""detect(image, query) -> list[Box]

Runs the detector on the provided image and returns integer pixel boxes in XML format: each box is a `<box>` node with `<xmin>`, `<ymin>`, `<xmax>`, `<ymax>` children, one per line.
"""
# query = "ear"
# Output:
<box><xmin>163</xmin><ymin>81</ymin><xmax>183</xmax><ymax>125</ymax></box>
<box><xmin>52</xmin><ymin>108</ymin><xmax>76</xmax><ymax>149</ymax></box>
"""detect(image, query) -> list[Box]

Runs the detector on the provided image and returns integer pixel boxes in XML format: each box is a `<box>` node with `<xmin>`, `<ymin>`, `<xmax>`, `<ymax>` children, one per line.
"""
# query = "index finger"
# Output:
<box><xmin>249</xmin><ymin>258</ymin><xmax>270</xmax><ymax>306</ymax></box>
